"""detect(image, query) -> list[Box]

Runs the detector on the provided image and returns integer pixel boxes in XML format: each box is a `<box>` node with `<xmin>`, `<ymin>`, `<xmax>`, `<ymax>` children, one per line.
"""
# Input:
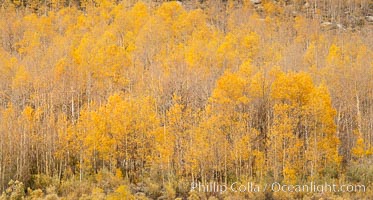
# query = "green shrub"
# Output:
<box><xmin>31</xmin><ymin>175</ymin><xmax>59</xmax><ymax>191</ymax></box>
<box><xmin>346</xmin><ymin>162</ymin><xmax>373</xmax><ymax>185</ymax></box>
<box><xmin>3</xmin><ymin>180</ymin><xmax>26</xmax><ymax>200</ymax></box>
<box><xmin>26</xmin><ymin>188</ymin><xmax>44</xmax><ymax>200</ymax></box>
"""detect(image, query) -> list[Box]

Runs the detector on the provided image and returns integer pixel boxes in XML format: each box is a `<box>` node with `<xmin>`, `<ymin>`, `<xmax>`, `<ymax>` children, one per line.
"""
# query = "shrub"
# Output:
<box><xmin>346</xmin><ymin>162</ymin><xmax>373</xmax><ymax>185</ymax></box>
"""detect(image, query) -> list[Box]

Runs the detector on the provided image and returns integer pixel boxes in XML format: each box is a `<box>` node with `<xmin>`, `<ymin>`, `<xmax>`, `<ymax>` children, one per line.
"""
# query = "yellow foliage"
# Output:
<box><xmin>12</xmin><ymin>66</ymin><xmax>30</xmax><ymax>91</ymax></box>
<box><xmin>106</xmin><ymin>185</ymin><xmax>134</xmax><ymax>200</ymax></box>
<box><xmin>0</xmin><ymin>2</ymin><xmax>371</xmax><ymax>199</ymax></box>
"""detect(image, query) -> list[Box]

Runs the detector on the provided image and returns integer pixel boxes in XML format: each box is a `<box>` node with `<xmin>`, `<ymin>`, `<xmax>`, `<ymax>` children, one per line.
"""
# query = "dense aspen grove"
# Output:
<box><xmin>0</xmin><ymin>0</ymin><xmax>372</xmax><ymax>199</ymax></box>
